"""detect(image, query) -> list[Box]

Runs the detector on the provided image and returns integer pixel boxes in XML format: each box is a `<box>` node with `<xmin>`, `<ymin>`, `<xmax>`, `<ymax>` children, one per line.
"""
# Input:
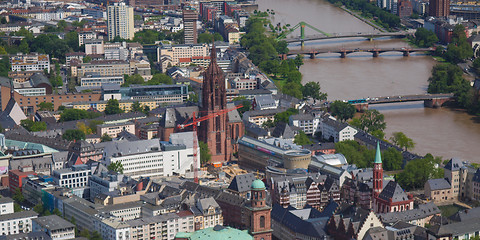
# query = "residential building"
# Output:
<box><xmin>10</xmin><ymin>53</ymin><xmax>50</xmax><ymax>73</ymax></box>
<box><xmin>78</xmin><ymin>31</ymin><xmax>97</xmax><ymax>46</ymax></box>
<box><xmin>158</xmin><ymin>44</ymin><xmax>209</xmax><ymax>65</ymax></box>
<box><xmin>107</xmin><ymin>3</ymin><xmax>134</xmax><ymax>41</ymax></box>
<box><xmin>22</xmin><ymin>175</ymin><xmax>56</xmax><ymax>205</ymax></box>
<box><xmin>377</xmin><ymin>202</ymin><xmax>440</xmax><ymax>227</ymax></box>
<box><xmin>0</xmin><ymin>211</ymin><xmax>38</xmax><ymax>236</ymax></box>
<box><xmin>429</xmin><ymin>0</ymin><xmax>449</xmax><ymax>16</ymax></box>
<box><xmin>183</xmin><ymin>9</ymin><xmax>198</xmax><ymax>44</ymax></box>
<box><xmin>242</xmin><ymin>108</ymin><xmax>284</xmax><ymax>126</ymax></box>
<box><xmin>289</xmin><ymin>113</ymin><xmax>320</xmax><ymax>135</ymax></box>
<box><xmin>229</xmin><ymin>77</ymin><xmax>257</xmax><ymax>90</ymax></box>
<box><xmin>89</xmin><ymin>164</ymin><xmax>124</xmax><ymax>201</ymax></box>
<box><xmin>0</xmin><ymin>198</ymin><xmax>14</xmax><ymax>216</ymax></box>
<box><xmin>75</xmin><ymin>60</ymin><xmax>130</xmax><ymax>78</ymax></box>
<box><xmin>190</xmin><ymin>198</ymin><xmax>223</xmax><ymax>230</ymax></box>
<box><xmin>321</xmin><ymin>116</ymin><xmax>358</xmax><ymax>142</ymax></box>
<box><xmin>33</xmin><ymin>215</ymin><xmax>75</xmax><ymax>240</ymax></box>
<box><xmin>80</xmin><ymin>74</ymin><xmax>124</xmax><ymax>87</ymax></box>
<box><xmin>85</xmin><ymin>39</ymin><xmax>105</xmax><ymax>55</ymax></box>
<box><xmin>65</xmin><ymin>52</ymin><xmax>85</xmax><ymax>66</ymax></box>
<box><xmin>327</xmin><ymin>208</ymin><xmax>384</xmax><ymax>240</ymax></box>
<box><xmin>8</xmin><ymin>168</ymin><xmax>37</xmax><ymax>194</ymax></box>
<box><xmin>398</xmin><ymin>0</ymin><xmax>413</xmax><ymax>17</ymax></box>
<box><xmin>71</xmin><ymin>100</ymin><xmax>156</xmax><ymax>113</ymax></box>
<box><xmin>97</xmin><ymin>122</ymin><xmax>135</xmax><ymax>138</ymax></box>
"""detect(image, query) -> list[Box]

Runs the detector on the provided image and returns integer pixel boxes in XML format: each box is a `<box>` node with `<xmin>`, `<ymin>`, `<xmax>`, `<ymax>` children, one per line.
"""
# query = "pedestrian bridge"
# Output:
<box><xmin>284</xmin><ymin>31</ymin><xmax>410</xmax><ymax>43</ymax></box>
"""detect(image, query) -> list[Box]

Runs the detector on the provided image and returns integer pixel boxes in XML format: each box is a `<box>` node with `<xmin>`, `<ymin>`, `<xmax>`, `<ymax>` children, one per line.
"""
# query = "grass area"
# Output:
<box><xmin>432</xmin><ymin>56</ymin><xmax>447</xmax><ymax>63</ymax></box>
<box><xmin>438</xmin><ymin>204</ymin><xmax>466</xmax><ymax>217</ymax></box>
<box><xmin>270</xmin><ymin>75</ymin><xmax>287</xmax><ymax>89</ymax></box>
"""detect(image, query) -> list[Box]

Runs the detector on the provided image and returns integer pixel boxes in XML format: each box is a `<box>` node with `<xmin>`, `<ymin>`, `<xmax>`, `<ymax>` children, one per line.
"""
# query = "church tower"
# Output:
<box><xmin>372</xmin><ymin>141</ymin><xmax>383</xmax><ymax>198</ymax></box>
<box><xmin>199</xmin><ymin>44</ymin><xmax>232</xmax><ymax>163</ymax></box>
<box><xmin>248</xmin><ymin>179</ymin><xmax>272</xmax><ymax>240</ymax></box>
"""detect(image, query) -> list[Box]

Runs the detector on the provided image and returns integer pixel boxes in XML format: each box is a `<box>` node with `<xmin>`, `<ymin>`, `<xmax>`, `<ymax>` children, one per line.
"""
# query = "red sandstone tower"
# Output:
<box><xmin>199</xmin><ymin>44</ymin><xmax>231</xmax><ymax>163</ymax></box>
<box><xmin>248</xmin><ymin>180</ymin><xmax>273</xmax><ymax>240</ymax></box>
<box><xmin>372</xmin><ymin>141</ymin><xmax>383</xmax><ymax>198</ymax></box>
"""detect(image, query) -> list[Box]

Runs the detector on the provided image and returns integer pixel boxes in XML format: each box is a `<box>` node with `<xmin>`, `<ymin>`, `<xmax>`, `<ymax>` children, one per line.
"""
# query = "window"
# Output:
<box><xmin>260</xmin><ymin>216</ymin><xmax>265</xmax><ymax>228</ymax></box>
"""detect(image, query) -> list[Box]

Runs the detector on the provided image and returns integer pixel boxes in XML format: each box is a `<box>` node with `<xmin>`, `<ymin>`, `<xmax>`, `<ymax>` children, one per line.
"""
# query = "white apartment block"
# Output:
<box><xmin>101</xmin><ymin>134</ymin><xmax>199</xmax><ymax>179</ymax></box>
<box><xmin>14</xmin><ymin>88</ymin><xmax>46</xmax><ymax>97</ymax></box>
<box><xmin>10</xmin><ymin>53</ymin><xmax>50</xmax><ymax>73</ymax></box>
<box><xmin>78</xmin><ymin>31</ymin><xmax>97</xmax><ymax>46</ymax></box>
<box><xmin>0</xmin><ymin>198</ymin><xmax>14</xmax><ymax>216</ymax></box>
<box><xmin>289</xmin><ymin>114</ymin><xmax>321</xmax><ymax>135</ymax></box>
<box><xmin>107</xmin><ymin>3</ymin><xmax>134</xmax><ymax>41</ymax></box>
<box><xmin>97</xmin><ymin>122</ymin><xmax>135</xmax><ymax>138</ymax></box>
<box><xmin>80</xmin><ymin>75</ymin><xmax>124</xmax><ymax>87</ymax></box>
<box><xmin>321</xmin><ymin>116</ymin><xmax>358</xmax><ymax>142</ymax></box>
<box><xmin>158</xmin><ymin>44</ymin><xmax>209</xmax><ymax>65</ymax></box>
<box><xmin>52</xmin><ymin>165</ymin><xmax>91</xmax><ymax>190</ymax></box>
<box><xmin>230</xmin><ymin>77</ymin><xmax>257</xmax><ymax>90</ymax></box>
<box><xmin>0</xmin><ymin>211</ymin><xmax>38</xmax><ymax>236</ymax></box>
<box><xmin>85</xmin><ymin>39</ymin><xmax>105</xmax><ymax>55</ymax></box>
<box><xmin>33</xmin><ymin>215</ymin><xmax>75</xmax><ymax>240</ymax></box>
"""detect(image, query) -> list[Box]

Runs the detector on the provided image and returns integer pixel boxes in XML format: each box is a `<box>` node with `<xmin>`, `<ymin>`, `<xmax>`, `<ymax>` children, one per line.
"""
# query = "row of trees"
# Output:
<box><xmin>122</xmin><ymin>73</ymin><xmax>173</xmax><ymax>87</ymax></box>
<box><xmin>396</xmin><ymin>154</ymin><xmax>444</xmax><ymax>190</ymax></box>
<box><xmin>335</xmin><ymin>140</ymin><xmax>403</xmax><ymax>170</ymax></box>
<box><xmin>325</xmin><ymin>0</ymin><xmax>400</xmax><ymax>29</ymax></box>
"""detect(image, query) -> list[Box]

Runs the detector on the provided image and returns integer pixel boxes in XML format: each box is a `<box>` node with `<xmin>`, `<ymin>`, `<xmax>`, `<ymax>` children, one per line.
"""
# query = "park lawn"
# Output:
<box><xmin>438</xmin><ymin>204</ymin><xmax>466</xmax><ymax>217</ymax></box>
<box><xmin>271</xmin><ymin>75</ymin><xmax>288</xmax><ymax>89</ymax></box>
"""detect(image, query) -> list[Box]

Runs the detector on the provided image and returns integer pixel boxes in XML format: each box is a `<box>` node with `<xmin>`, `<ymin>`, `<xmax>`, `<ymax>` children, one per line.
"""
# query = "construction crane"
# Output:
<box><xmin>177</xmin><ymin>104</ymin><xmax>243</xmax><ymax>184</ymax></box>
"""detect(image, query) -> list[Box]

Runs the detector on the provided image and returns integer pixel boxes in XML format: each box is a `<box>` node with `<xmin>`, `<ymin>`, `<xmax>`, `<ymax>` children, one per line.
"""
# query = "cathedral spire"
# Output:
<box><xmin>210</xmin><ymin>42</ymin><xmax>216</xmax><ymax>63</ymax></box>
<box><xmin>9</xmin><ymin>79</ymin><xmax>14</xmax><ymax>99</ymax></box>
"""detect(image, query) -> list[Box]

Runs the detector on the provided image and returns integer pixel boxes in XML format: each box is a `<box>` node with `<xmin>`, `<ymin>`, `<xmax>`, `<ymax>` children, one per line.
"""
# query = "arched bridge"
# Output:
<box><xmin>284</xmin><ymin>31</ymin><xmax>410</xmax><ymax>44</ymax></box>
<box><xmin>282</xmin><ymin>47</ymin><xmax>435</xmax><ymax>59</ymax></box>
<box><xmin>347</xmin><ymin>93</ymin><xmax>454</xmax><ymax>111</ymax></box>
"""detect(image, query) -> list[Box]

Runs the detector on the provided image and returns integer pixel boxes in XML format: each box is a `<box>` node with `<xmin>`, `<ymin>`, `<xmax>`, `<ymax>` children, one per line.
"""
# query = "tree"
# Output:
<box><xmin>83</xmin><ymin>55</ymin><xmax>92</xmax><ymax>63</ymax></box>
<box><xmin>57</xmin><ymin>20</ymin><xmax>67</xmax><ymax>32</ymax></box>
<box><xmin>20</xmin><ymin>119</ymin><xmax>47</xmax><ymax>132</ymax></box>
<box><xmin>237</xmin><ymin>100</ymin><xmax>252</xmax><ymax>117</ymax></box>
<box><xmin>105</xmin><ymin>99</ymin><xmax>123</xmax><ymax>115</ymax></box>
<box><xmin>122</xmin><ymin>74</ymin><xmax>145</xmax><ymax>87</ymax></box>
<box><xmin>293</xmin><ymin>54</ymin><xmax>304</xmax><ymax>69</ymax></box>
<box><xmin>52</xmin><ymin>208</ymin><xmax>62</xmax><ymax>217</ymax></box>
<box><xmin>147</xmin><ymin>73</ymin><xmax>172</xmax><ymax>85</ymax></box>
<box><xmin>335</xmin><ymin>140</ymin><xmax>374</xmax><ymax>168</ymax></box>
<box><xmin>444</xmin><ymin>25</ymin><xmax>473</xmax><ymax>63</ymax></box>
<box><xmin>131</xmin><ymin>101</ymin><xmax>143</xmax><ymax>112</ymax></box>
<box><xmin>274</xmin><ymin>108</ymin><xmax>299</xmax><ymax>123</ymax></box>
<box><xmin>101</xmin><ymin>133</ymin><xmax>112</xmax><ymax>142</ymax></box>
<box><xmin>382</xmin><ymin>147</ymin><xmax>403</xmax><ymax>171</ymax></box>
<box><xmin>294</xmin><ymin>131</ymin><xmax>313</xmax><ymax>145</ymax></box>
<box><xmin>63</xmin><ymin>129</ymin><xmax>86</xmax><ymax>141</ymax></box>
<box><xmin>38</xmin><ymin>102</ymin><xmax>54</xmax><ymax>111</ymax></box>
<box><xmin>14</xmin><ymin>203</ymin><xmax>22</xmax><ymax>212</ymax></box>
<box><xmin>90</xmin><ymin>231</ymin><xmax>102</xmax><ymax>240</ymax></box>
<box><xmin>390</xmin><ymin>132</ymin><xmax>415</xmax><ymax>151</ymax></box>
<box><xmin>414</xmin><ymin>28</ymin><xmax>438</xmax><ymax>47</ymax></box>
<box><xmin>396</xmin><ymin>154</ymin><xmax>443</xmax><ymax>190</ymax></box>
<box><xmin>107</xmin><ymin>161</ymin><xmax>124</xmax><ymax>173</ymax></box>
<box><xmin>60</xmin><ymin>109</ymin><xmax>101</xmax><ymax>122</ymax></box>
<box><xmin>0</xmin><ymin>46</ymin><xmax>7</xmax><ymax>55</ymax></box>
<box><xmin>330</xmin><ymin>101</ymin><xmax>356</xmax><ymax>122</ymax></box>
<box><xmin>13</xmin><ymin>188</ymin><xmax>24</xmax><ymax>203</ymax></box>
<box><xmin>302</xmin><ymin>82</ymin><xmax>327</xmax><ymax>101</ymax></box>
<box><xmin>282</xmin><ymin>81</ymin><xmax>303</xmax><ymax>99</ymax></box>
<box><xmin>79</xmin><ymin>229</ymin><xmax>90</xmax><ymax>239</ymax></box>
<box><xmin>353</xmin><ymin>109</ymin><xmax>386</xmax><ymax>134</ymax></box>
<box><xmin>199</xmin><ymin>141</ymin><xmax>211</xmax><ymax>165</ymax></box>
<box><xmin>77</xmin><ymin>122</ymin><xmax>92</xmax><ymax>135</ymax></box>
<box><xmin>188</xmin><ymin>93</ymin><xmax>199</xmax><ymax>103</ymax></box>
<box><xmin>262</xmin><ymin>119</ymin><xmax>275</xmax><ymax>128</ymax></box>
<box><xmin>88</xmin><ymin>120</ymin><xmax>103</xmax><ymax>134</ymax></box>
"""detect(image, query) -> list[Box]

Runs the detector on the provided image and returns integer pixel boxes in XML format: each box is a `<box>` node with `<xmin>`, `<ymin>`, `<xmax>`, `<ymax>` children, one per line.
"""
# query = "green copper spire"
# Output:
<box><xmin>374</xmin><ymin>141</ymin><xmax>382</xmax><ymax>164</ymax></box>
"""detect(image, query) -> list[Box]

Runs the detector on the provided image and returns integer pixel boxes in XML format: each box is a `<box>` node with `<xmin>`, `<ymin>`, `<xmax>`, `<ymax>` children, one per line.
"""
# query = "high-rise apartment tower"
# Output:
<box><xmin>107</xmin><ymin>3</ymin><xmax>135</xmax><ymax>41</ymax></box>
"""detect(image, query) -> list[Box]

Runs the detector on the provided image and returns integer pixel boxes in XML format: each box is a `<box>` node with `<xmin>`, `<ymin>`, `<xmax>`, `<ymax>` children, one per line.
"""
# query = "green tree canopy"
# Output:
<box><xmin>330</xmin><ymin>101</ymin><xmax>355</xmax><ymax>122</ymax></box>
<box><xmin>351</xmin><ymin>109</ymin><xmax>386</xmax><ymax>134</ymax></box>
<box><xmin>396</xmin><ymin>154</ymin><xmax>443</xmax><ymax>190</ymax></box>
<box><xmin>274</xmin><ymin>108</ymin><xmax>299</xmax><ymax>123</ymax></box>
<box><xmin>199</xmin><ymin>140</ymin><xmax>211</xmax><ymax>165</ymax></box>
<box><xmin>105</xmin><ymin>99</ymin><xmax>124</xmax><ymax>115</ymax></box>
<box><xmin>147</xmin><ymin>73</ymin><xmax>172</xmax><ymax>85</ymax></box>
<box><xmin>390</xmin><ymin>132</ymin><xmax>415</xmax><ymax>151</ymax></box>
<box><xmin>302</xmin><ymin>82</ymin><xmax>327</xmax><ymax>101</ymax></box>
<box><xmin>20</xmin><ymin>119</ymin><xmax>47</xmax><ymax>132</ymax></box>
<box><xmin>107</xmin><ymin>161</ymin><xmax>124</xmax><ymax>173</ymax></box>
<box><xmin>414</xmin><ymin>28</ymin><xmax>438</xmax><ymax>47</ymax></box>
<box><xmin>63</xmin><ymin>129</ymin><xmax>86</xmax><ymax>141</ymax></box>
<box><xmin>294</xmin><ymin>131</ymin><xmax>313</xmax><ymax>145</ymax></box>
<box><xmin>59</xmin><ymin>109</ymin><xmax>101</xmax><ymax>122</ymax></box>
<box><xmin>38</xmin><ymin>102</ymin><xmax>54</xmax><ymax>111</ymax></box>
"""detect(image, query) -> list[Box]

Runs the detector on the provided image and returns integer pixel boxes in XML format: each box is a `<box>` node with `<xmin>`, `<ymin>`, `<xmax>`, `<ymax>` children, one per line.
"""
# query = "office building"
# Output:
<box><xmin>183</xmin><ymin>9</ymin><xmax>198</xmax><ymax>44</ymax></box>
<box><xmin>80</xmin><ymin>74</ymin><xmax>124</xmax><ymax>87</ymax></box>
<box><xmin>52</xmin><ymin>165</ymin><xmax>91</xmax><ymax>198</ymax></box>
<box><xmin>33</xmin><ymin>215</ymin><xmax>75</xmax><ymax>240</ymax></box>
<box><xmin>107</xmin><ymin>3</ymin><xmax>134</xmax><ymax>41</ymax></box>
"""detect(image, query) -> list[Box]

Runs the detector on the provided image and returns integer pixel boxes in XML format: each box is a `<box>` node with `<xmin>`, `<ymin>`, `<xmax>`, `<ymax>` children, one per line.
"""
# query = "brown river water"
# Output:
<box><xmin>258</xmin><ymin>0</ymin><xmax>480</xmax><ymax>162</ymax></box>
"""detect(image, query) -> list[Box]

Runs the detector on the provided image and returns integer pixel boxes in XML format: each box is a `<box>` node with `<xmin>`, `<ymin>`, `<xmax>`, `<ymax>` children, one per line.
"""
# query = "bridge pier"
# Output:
<box><xmin>301</xmin><ymin>41</ymin><xmax>305</xmax><ymax>50</ymax></box>
<box><xmin>424</xmin><ymin>98</ymin><xmax>450</xmax><ymax>108</ymax></box>
<box><xmin>340</xmin><ymin>51</ymin><xmax>346</xmax><ymax>58</ymax></box>
<box><xmin>310</xmin><ymin>53</ymin><xmax>316</xmax><ymax>59</ymax></box>
<box><xmin>353</xmin><ymin>103</ymin><xmax>369</xmax><ymax>112</ymax></box>
<box><xmin>372</xmin><ymin>51</ymin><xmax>379</xmax><ymax>57</ymax></box>
<box><xmin>280</xmin><ymin>54</ymin><xmax>287</xmax><ymax>60</ymax></box>
<box><xmin>403</xmin><ymin>51</ymin><xmax>410</xmax><ymax>57</ymax></box>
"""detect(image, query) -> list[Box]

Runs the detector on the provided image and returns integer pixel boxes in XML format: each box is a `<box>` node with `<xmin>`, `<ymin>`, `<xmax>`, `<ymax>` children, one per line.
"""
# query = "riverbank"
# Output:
<box><xmin>339</xmin><ymin>6</ymin><xmax>386</xmax><ymax>32</ymax></box>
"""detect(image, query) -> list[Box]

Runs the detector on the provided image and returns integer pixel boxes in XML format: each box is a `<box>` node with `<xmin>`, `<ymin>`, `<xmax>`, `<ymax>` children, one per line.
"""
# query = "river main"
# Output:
<box><xmin>258</xmin><ymin>0</ymin><xmax>480</xmax><ymax>162</ymax></box>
